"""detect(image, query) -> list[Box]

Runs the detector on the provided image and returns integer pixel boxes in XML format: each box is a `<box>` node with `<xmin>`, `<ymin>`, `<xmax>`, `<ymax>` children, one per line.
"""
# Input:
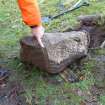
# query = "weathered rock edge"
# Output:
<box><xmin>20</xmin><ymin>31</ymin><xmax>89</xmax><ymax>74</ymax></box>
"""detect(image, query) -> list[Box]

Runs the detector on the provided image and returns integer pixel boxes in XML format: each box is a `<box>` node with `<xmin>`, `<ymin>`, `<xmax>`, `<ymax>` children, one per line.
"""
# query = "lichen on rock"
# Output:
<box><xmin>42</xmin><ymin>31</ymin><xmax>89</xmax><ymax>64</ymax></box>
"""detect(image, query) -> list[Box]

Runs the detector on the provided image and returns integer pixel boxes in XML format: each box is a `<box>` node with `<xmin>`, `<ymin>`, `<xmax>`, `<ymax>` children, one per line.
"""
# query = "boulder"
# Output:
<box><xmin>20</xmin><ymin>31</ymin><xmax>89</xmax><ymax>74</ymax></box>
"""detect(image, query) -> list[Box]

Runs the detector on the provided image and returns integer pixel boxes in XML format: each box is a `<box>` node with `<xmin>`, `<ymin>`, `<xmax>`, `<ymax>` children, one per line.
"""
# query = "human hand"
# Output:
<box><xmin>31</xmin><ymin>25</ymin><xmax>45</xmax><ymax>47</ymax></box>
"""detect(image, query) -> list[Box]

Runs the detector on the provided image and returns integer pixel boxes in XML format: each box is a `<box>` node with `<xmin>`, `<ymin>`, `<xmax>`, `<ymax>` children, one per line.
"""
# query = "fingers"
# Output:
<box><xmin>31</xmin><ymin>25</ymin><xmax>45</xmax><ymax>48</ymax></box>
<box><xmin>37</xmin><ymin>38</ymin><xmax>44</xmax><ymax>48</ymax></box>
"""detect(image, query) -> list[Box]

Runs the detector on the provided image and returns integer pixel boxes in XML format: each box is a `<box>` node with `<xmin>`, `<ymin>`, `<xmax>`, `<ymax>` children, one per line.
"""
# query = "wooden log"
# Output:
<box><xmin>20</xmin><ymin>31</ymin><xmax>89</xmax><ymax>74</ymax></box>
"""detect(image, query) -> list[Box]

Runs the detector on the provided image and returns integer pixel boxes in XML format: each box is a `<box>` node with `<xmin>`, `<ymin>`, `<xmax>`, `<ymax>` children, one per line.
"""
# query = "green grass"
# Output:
<box><xmin>1</xmin><ymin>0</ymin><xmax>105</xmax><ymax>105</ymax></box>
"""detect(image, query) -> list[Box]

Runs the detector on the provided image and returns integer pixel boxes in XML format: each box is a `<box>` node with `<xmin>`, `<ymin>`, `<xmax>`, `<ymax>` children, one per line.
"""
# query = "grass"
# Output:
<box><xmin>0</xmin><ymin>0</ymin><xmax>105</xmax><ymax>104</ymax></box>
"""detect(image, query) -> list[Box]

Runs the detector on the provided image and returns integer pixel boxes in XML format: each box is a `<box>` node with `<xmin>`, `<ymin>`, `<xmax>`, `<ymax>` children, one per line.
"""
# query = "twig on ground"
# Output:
<box><xmin>100</xmin><ymin>40</ymin><xmax>105</xmax><ymax>48</ymax></box>
<box><xmin>59</xmin><ymin>70</ymin><xmax>69</xmax><ymax>82</ymax></box>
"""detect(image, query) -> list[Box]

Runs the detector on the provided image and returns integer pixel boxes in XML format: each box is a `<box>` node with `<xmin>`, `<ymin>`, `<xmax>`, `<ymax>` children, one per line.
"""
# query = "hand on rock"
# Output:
<box><xmin>31</xmin><ymin>25</ymin><xmax>45</xmax><ymax>47</ymax></box>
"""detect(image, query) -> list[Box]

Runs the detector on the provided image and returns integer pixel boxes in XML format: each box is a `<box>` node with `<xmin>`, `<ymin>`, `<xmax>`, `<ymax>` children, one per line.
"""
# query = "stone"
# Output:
<box><xmin>42</xmin><ymin>31</ymin><xmax>88</xmax><ymax>64</ymax></box>
<box><xmin>20</xmin><ymin>31</ymin><xmax>89</xmax><ymax>74</ymax></box>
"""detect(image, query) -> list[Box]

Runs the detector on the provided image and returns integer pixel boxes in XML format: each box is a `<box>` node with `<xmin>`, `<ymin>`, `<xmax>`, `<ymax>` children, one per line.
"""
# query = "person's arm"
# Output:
<box><xmin>18</xmin><ymin>0</ymin><xmax>41</xmax><ymax>26</ymax></box>
<box><xmin>18</xmin><ymin>0</ymin><xmax>44</xmax><ymax>47</ymax></box>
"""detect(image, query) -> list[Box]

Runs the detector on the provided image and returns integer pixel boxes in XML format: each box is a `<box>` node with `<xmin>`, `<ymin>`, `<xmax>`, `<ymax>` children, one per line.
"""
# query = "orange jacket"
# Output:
<box><xmin>18</xmin><ymin>0</ymin><xmax>41</xmax><ymax>26</ymax></box>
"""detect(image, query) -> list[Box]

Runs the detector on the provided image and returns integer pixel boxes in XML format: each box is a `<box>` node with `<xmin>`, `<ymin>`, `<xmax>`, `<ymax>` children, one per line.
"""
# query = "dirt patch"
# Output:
<box><xmin>0</xmin><ymin>71</ymin><xmax>26</xmax><ymax>105</ymax></box>
<box><xmin>77</xmin><ymin>14</ymin><xmax>105</xmax><ymax>48</ymax></box>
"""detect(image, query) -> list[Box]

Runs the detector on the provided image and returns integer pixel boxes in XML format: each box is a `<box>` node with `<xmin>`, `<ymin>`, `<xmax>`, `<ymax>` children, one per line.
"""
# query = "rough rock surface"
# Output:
<box><xmin>20</xmin><ymin>31</ymin><xmax>89</xmax><ymax>73</ymax></box>
<box><xmin>42</xmin><ymin>31</ymin><xmax>89</xmax><ymax>64</ymax></box>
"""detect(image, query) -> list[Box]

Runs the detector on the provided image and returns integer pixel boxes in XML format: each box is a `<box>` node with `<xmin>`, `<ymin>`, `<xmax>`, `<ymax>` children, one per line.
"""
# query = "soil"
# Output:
<box><xmin>0</xmin><ymin>70</ymin><xmax>26</xmax><ymax>105</ymax></box>
<box><xmin>77</xmin><ymin>14</ymin><xmax>105</xmax><ymax>48</ymax></box>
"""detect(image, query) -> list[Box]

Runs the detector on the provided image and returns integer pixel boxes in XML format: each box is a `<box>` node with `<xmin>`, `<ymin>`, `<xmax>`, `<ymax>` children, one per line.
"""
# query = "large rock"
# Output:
<box><xmin>20</xmin><ymin>31</ymin><xmax>89</xmax><ymax>74</ymax></box>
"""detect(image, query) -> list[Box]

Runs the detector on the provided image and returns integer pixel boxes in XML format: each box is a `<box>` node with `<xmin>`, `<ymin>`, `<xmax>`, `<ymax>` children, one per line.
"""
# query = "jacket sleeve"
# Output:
<box><xmin>18</xmin><ymin>0</ymin><xmax>42</xmax><ymax>26</ymax></box>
